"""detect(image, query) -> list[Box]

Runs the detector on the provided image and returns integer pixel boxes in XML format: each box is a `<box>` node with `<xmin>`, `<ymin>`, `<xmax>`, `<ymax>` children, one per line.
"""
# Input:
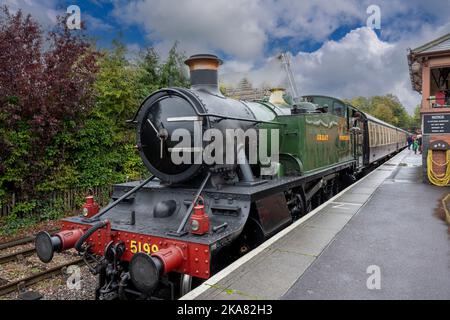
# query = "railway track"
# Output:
<box><xmin>0</xmin><ymin>229</ymin><xmax>59</xmax><ymax>251</ymax></box>
<box><xmin>0</xmin><ymin>247</ymin><xmax>36</xmax><ymax>265</ymax></box>
<box><xmin>0</xmin><ymin>229</ymin><xmax>60</xmax><ymax>266</ymax></box>
<box><xmin>0</xmin><ymin>229</ymin><xmax>78</xmax><ymax>299</ymax></box>
<box><xmin>0</xmin><ymin>257</ymin><xmax>84</xmax><ymax>297</ymax></box>
<box><xmin>0</xmin><ymin>236</ymin><xmax>37</xmax><ymax>251</ymax></box>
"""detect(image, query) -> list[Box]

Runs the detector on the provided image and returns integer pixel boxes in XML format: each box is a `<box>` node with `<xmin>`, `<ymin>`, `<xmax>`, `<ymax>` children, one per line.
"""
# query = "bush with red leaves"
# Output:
<box><xmin>0</xmin><ymin>6</ymin><xmax>100</xmax><ymax>200</ymax></box>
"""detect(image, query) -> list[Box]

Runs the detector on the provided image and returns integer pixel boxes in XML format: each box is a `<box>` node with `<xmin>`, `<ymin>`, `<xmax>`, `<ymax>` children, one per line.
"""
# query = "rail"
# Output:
<box><xmin>0</xmin><ymin>258</ymin><xmax>84</xmax><ymax>297</ymax></box>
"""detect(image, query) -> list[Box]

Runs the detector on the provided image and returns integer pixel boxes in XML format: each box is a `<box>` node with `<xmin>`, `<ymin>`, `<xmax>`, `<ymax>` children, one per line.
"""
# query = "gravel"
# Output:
<box><xmin>0</xmin><ymin>249</ymin><xmax>97</xmax><ymax>300</ymax></box>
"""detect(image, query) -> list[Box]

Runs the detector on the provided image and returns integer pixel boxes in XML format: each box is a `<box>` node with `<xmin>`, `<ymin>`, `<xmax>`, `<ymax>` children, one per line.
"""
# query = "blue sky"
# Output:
<box><xmin>3</xmin><ymin>0</ymin><xmax>450</xmax><ymax>113</ymax></box>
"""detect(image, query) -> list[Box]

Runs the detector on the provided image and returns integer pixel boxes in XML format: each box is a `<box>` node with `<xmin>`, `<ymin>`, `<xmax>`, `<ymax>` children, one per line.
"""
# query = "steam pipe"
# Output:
<box><xmin>74</xmin><ymin>220</ymin><xmax>109</xmax><ymax>253</ymax></box>
<box><xmin>237</xmin><ymin>144</ymin><xmax>255</xmax><ymax>182</ymax></box>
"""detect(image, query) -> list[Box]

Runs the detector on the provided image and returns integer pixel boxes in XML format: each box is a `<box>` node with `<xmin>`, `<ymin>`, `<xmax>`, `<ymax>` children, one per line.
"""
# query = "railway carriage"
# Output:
<box><xmin>34</xmin><ymin>54</ymin><xmax>408</xmax><ymax>300</ymax></box>
<box><xmin>365</xmin><ymin>115</ymin><xmax>408</xmax><ymax>164</ymax></box>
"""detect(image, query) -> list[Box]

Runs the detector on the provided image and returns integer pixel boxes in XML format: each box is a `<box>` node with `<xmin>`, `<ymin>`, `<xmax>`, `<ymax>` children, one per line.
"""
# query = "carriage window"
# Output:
<box><xmin>380</xmin><ymin>127</ymin><xmax>383</xmax><ymax>145</ymax></box>
<box><xmin>370</xmin><ymin>123</ymin><xmax>374</xmax><ymax>147</ymax></box>
<box><xmin>375</xmin><ymin>125</ymin><xmax>378</xmax><ymax>146</ymax></box>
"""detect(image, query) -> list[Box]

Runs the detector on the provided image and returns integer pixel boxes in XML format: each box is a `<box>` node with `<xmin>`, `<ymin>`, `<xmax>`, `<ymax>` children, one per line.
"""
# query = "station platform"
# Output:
<box><xmin>182</xmin><ymin>149</ymin><xmax>450</xmax><ymax>300</ymax></box>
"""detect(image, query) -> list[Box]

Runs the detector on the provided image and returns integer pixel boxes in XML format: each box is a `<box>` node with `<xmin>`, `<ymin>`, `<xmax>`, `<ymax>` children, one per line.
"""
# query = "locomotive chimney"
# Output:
<box><xmin>269</xmin><ymin>88</ymin><xmax>287</xmax><ymax>105</ymax></box>
<box><xmin>185</xmin><ymin>54</ymin><xmax>223</xmax><ymax>94</ymax></box>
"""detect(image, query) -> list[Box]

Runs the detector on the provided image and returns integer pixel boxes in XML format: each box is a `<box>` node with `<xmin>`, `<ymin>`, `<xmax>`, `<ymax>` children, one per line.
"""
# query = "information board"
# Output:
<box><xmin>423</xmin><ymin>114</ymin><xmax>450</xmax><ymax>134</ymax></box>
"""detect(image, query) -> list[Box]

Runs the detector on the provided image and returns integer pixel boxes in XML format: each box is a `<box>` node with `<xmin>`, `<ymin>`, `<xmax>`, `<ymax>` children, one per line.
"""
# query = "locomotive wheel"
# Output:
<box><xmin>323</xmin><ymin>182</ymin><xmax>337</xmax><ymax>202</ymax></box>
<box><xmin>333</xmin><ymin>181</ymin><xmax>340</xmax><ymax>196</ymax></box>
<box><xmin>180</xmin><ymin>274</ymin><xmax>193</xmax><ymax>297</ymax></box>
<box><xmin>232</xmin><ymin>217</ymin><xmax>264</xmax><ymax>259</ymax></box>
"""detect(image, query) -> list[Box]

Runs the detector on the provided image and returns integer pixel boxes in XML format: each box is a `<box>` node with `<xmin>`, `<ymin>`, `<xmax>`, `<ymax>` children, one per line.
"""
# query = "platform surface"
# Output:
<box><xmin>182</xmin><ymin>149</ymin><xmax>450</xmax><ymax>300</ymax></box>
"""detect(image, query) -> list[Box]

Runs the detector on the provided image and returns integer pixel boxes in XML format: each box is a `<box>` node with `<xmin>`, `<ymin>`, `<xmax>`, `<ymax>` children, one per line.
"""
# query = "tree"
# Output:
<box><xmin>0</xmin><ymin>8</ymin><xmax>191</xmax><ymax>232</ymax></box>
<box><xmin>372</xmin><ymin>103</ymin><xmax>396</xmax><ymax>124</ymax></box>
<box><xmin>159</xmin><ymin>42</ymin><xmax>190</xmax><ymax>88</ymax></box>
<box><xmin>135</xmin><ymin>47</ymin><xmax>161</xmax><ymax>100</ymax></box>
<box><xmin>0</xmin><ymin>7</ymin><xmax>100</xmax><ymax>202</ymax></box>
<box><xmin>410</xmin><ymin>105</ymin><xmax>421</xmax><ymax>131</ymax></box>
<box><xmin>69</xmin><ymin>41</ymin><xmax>146</xmax><ymax>188</ymax></box>
<box><xmin>93</xmin><ymin>40</ymin><xmax>139</xmax><ymax>122</ymax></box>
<box><xmin>346</xmin><ymin>95</ymin><xmax>412</xmax><ymax>129</ymax></box>
<box><xmin>371</xmin><ymin>95</ymin><xmax>410</xmax><ymax>128</ymax></box>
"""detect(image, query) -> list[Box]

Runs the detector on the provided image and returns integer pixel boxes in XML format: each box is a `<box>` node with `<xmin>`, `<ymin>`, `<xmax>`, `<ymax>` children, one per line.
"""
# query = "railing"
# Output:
<box><xmin>0</xmin><ymin>185</ymin><xmax>113</xmax><ymax>217</ymax></box>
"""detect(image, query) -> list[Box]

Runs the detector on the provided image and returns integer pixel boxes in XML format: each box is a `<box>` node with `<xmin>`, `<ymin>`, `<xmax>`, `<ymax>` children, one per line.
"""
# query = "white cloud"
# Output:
<box><xmin>2</xmin><ymin>0</ymin><xmax>58</xmax><ymax>27</ymax></box>
<box><xmin>113</xmin><ymin>0</ymin><xmax>273</xmax><ymax>60</ymax></box>
<box><xmin>110</xmin><ymin>0</ymin><xmax>450</xmax><ymax>114</ymax></box>
<box><xmin>268</xmin><ymin>0</ymin><xmax>364</xmax><ymax>41</ymax></box>
<box><xmin>112</xmin><ymin>0</ymin><xmax>386</xmax><ymax>60</ymax></box>
<box><xmin>222</xmin><ymin>28</ymin><xmax>424</xmax><ymax>113</ymax></box>
<box><xmin>5</xmin><ymin>0</ymin><xmax>450</xmax><ymax>114</ymax></box>
<box><xmin>84</xmin><ymin>14</ymin><xmax>113</xmax><ymax>32</ymax></box>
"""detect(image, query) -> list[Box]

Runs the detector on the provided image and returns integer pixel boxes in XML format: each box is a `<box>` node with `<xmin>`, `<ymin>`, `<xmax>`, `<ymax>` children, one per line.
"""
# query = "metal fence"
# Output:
<box><xmin>0</xmin><ymin>185</ymin><xmax>113</xmax><ymax>217</ymax></box>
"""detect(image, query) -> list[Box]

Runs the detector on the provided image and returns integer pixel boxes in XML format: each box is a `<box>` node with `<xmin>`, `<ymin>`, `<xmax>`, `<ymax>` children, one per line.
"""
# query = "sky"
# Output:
<box><xmin>3</xmin><ymin>0</ymin><xmax>450</xmax><ymax>114</ymax></box>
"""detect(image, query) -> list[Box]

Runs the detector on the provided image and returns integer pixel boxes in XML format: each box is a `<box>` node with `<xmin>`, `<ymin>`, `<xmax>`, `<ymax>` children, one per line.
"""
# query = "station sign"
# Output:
<box><xmin>423</xmin><ymin>114</ymin><xmax>450</xmax><ymax>134</ymax></box>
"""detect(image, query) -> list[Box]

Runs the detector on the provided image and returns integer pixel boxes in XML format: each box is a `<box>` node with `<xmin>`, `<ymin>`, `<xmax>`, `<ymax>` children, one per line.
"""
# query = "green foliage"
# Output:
<box><xmin>1</xmin><ymin>198</ymin><xmax>65</xmax><ymax>236</ymax></box>
<box><xmin>411</xmin><ymin>105</ymin><xmax>421</xmax><ymax>131</ymax></box>
<box><xmin>11</xmin><ymin>200</ymin><xmax>38</xmax><ymax>216</ymax></box>
<box><xmin>135</xmin><ymin>47</ymin><xmax>161</xmax><ymax>101</ymax></box>
<box><xmin>159</xmin><ymin>42</ymin><xmax>190</xmax><ymax>88</ymax></box>
<box><xmin>0</xmin><ymin>25</ymin><xmax>189</xmax><ymax>233</ymax></box>
<box><xmin>2</xmin><ymin>213</ymin><xmax>37</xmax><ymax>236</ymax></box>
<box><xmin>134</xmin><ymin>42</ymin><xmax>190</xmax><ymax>100</ymax></box>
<box><xmin>2</xmin><ymin>200</ymin><xmax>39</xmax><ymax>236</ymax></box>
<box><xmin>346</xmin><ymin>94</ymin><xmax>414</xmax><ymax>130</ymax></box>
<box><xmin>40</xmin><ymin>199</ymin><xmax>66</xmax><ymax>221</ymax></box>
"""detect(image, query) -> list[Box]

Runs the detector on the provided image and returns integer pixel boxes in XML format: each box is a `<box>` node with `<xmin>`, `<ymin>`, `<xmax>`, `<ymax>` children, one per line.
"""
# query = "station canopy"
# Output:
<box><xmin>408</xmin><ymin>33</ymin><xmax>450</xmax><ymax>93</ymax></box>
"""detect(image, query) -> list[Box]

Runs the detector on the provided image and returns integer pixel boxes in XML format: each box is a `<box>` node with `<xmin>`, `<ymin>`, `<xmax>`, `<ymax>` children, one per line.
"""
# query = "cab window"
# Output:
<box><xmin>332</xmin><ymin>101</ymin><xmax>345</xmax><ymax>117</ymax></box>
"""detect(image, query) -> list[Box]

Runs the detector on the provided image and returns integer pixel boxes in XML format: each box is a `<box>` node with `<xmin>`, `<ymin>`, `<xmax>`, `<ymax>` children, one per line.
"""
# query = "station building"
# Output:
<box><xmin>408</xmin><ymin>33</ymin><xmax>450</xmax><ymax>185</ymax></box>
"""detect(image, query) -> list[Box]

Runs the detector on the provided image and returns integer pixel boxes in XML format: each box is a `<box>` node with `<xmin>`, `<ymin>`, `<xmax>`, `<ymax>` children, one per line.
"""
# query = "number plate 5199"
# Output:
<box><xmin>130</xmin><ymin>240</ymin><xmax>159</xmax><ymax>254</ymax></box>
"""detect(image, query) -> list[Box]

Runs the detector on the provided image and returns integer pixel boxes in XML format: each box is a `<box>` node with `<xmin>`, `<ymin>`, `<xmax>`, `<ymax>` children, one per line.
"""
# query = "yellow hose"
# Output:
<box><xmin>427</xmin><ymin>150</ymin><xmax>450</xmax><ymax>186</ymax></box>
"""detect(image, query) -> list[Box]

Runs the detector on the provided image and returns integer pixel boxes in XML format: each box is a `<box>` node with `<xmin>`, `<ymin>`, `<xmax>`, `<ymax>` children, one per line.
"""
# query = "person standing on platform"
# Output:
<box><xmin>417</xmin><ymin>134</ymin><xmax>423</xmax><ymax>154</ymax></box>
<box><xmin>412</xmin><ymin>136</ymin><xmax>419</xmax><ymax>154</ymax></box>
<box><xmin>407</xmin><ymin>135</ymin><xmax>413</xmax><ymax>150</ymax></box>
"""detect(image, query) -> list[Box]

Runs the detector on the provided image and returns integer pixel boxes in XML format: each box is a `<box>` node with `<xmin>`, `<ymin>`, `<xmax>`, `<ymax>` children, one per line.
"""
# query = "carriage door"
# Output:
<box><xmin>350</xmin><ymin>110</ymin><xmax>364</xmax><ymax>168</ymax></box>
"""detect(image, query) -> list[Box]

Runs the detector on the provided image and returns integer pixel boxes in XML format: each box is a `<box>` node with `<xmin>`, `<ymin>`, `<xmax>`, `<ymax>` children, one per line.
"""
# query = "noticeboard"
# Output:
<box><xmin>423</xmin><ymin>114</ymin><xmax>450</xmax><ymax>134</ymax></box>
